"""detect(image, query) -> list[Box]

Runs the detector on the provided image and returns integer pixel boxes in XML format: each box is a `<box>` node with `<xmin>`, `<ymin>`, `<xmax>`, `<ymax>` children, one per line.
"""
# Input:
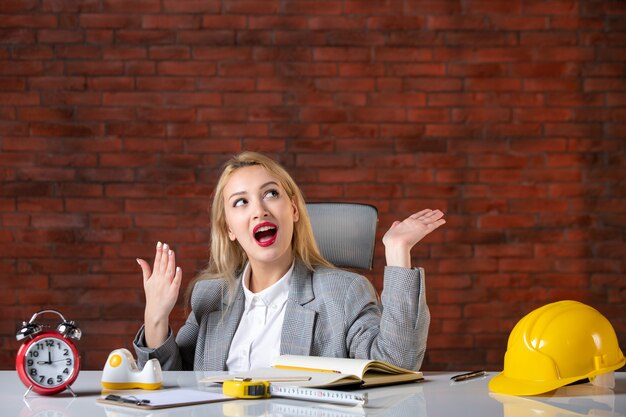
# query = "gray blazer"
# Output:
<box><xmin>134</xmin><ymin>260</ymin><xmax>430</xmax><ymax>371</ymax></box>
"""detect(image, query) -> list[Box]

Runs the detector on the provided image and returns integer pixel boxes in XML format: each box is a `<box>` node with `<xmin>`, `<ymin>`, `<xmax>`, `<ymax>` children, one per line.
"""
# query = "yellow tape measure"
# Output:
<box><xmin>222</xmin><ymin>377</ymin><xmax>368</xmax><ymax>405</ymax></box>
<box><xmin>223</xmin><ymin>378</ymin><xmax>270</xmax><ymax>399</ymax></box>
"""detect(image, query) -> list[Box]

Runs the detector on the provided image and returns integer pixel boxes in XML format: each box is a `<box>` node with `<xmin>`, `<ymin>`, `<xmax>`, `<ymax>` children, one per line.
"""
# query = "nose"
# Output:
<box><xmin>252</xmin><ymin>198</ymin><xmax>269</xmax><ymax>219</ymax></box>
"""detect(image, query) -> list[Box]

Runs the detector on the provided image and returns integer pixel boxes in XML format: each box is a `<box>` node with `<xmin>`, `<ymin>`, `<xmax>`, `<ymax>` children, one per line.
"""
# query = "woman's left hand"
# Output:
<box><xmin>382</xmin><ymin>209</ymin><xmax>446</xmax><ymax>268</ymax></box>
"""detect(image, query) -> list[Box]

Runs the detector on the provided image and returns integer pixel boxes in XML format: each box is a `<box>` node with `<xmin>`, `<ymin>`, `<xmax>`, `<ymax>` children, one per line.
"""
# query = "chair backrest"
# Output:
<box><xmin>305</xmin><ymin>202</ymin><xmax>378</xmax><ymax>270</ymax></box>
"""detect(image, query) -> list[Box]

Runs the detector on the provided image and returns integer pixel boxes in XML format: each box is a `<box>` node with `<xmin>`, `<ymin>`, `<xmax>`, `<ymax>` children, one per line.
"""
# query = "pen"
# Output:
<box><xmin>273</xmin><ymin>365</ymin><xmax>342</xmax><ymax>374</ymax></box>
<box><xmin>104</xmin><ymin>394</ymin><xmax>151</xmax><ymax>406</ymax></box>
<box><xmin>450</xmin><ymin>370</ymin><xmax>486</xmax><ymax>382</ymax></box>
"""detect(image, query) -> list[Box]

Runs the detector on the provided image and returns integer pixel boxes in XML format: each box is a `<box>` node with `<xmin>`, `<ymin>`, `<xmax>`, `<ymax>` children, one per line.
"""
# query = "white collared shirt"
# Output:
<box><xmin>225</xmin><ymin>262</ymin><xmax>294</xmax><ymax>372</ymax></box>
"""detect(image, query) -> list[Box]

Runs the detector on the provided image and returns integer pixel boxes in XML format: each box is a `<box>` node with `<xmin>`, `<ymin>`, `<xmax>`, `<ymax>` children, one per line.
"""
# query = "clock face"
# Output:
<box><xmin>17</xmin><ymin>334</ymin><xmax>80</xmax><ymax>393</ymax></box>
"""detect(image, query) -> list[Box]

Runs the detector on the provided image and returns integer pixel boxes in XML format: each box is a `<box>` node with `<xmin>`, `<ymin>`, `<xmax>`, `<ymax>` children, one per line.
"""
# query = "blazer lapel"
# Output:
<box><xmin>206</xmin><ymin>278</ymin><xmax>244</xmax><ymax>370</ymax></box>
<box><xmin>280</xmin><ymin>261</ymin><xmax>317</xmax><ymax>356</ymax></box>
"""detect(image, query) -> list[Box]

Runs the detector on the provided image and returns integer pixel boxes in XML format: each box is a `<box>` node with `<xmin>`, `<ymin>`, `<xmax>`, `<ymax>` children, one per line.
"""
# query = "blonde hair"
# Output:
<box><xmin>189</xmin><ymin>151</ymin><xmax>332</xmax><ymax>302</ymax></box>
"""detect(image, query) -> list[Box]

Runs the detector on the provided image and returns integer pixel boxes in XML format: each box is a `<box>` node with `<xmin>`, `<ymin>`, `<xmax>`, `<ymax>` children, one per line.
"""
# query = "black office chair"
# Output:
<box><xmin>305</xmin><ymin>203</ymin><xmax>378</xmax><ymax>270</ymax></box>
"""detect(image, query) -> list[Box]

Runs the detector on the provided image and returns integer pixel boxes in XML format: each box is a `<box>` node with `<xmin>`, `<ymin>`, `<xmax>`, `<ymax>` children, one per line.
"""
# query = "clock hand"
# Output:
<box><xmin>36</xmin><ymin>351</ymin><xmax>54</xmax><ymax>365</ymax></box>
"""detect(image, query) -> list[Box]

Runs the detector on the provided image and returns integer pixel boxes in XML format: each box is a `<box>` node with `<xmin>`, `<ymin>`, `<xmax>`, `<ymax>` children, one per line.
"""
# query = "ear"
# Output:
<box><xmin>292</xmin><ymin>199</ymin><xmax>299</xmax><ymax>223</ymax></box>
<box><xmin>226</xmin><ymin>223</ymin><xmax>236</xmax><ymax>241</ymax></box>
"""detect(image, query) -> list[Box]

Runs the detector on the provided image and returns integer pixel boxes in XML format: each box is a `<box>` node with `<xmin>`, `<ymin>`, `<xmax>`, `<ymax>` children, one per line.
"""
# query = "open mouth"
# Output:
<box><xmin>253</xmin><ymin>222</ymin><xmax>277</xmax><ymax>247</ymax></box>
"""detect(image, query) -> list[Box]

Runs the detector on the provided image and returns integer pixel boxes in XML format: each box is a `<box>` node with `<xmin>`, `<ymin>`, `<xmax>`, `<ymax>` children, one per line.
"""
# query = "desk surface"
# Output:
<box><xmin>3</xmin><ymin>370</ymin><xmax>625</xmax><ymax>417</ymax></box>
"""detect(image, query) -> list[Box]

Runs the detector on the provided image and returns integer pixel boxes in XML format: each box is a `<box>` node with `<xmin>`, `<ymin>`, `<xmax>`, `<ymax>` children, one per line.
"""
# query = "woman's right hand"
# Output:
<box><xmin>136</xmin><ymin>241</ymin><xmax>183</xmax><ymax>348</ymax></box>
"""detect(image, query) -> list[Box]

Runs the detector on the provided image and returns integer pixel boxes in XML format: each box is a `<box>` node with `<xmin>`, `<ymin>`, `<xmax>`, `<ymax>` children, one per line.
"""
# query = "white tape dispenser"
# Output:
<box><xmin>101</xmin><ymin>348</ymin><xmax>163</xmax><ymax>390</ymax></box>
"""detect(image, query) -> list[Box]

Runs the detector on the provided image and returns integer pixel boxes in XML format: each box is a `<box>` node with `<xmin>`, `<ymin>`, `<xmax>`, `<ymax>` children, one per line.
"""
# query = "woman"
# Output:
<box><xmin>133</xmin><ymin>152</ymin><xmax>445</xmax><ymax>371</ymax></box>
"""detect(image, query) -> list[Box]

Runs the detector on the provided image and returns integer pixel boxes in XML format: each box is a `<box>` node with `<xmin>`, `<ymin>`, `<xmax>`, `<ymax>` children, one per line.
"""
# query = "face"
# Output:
<box><xmin>223</xmin><ymin>165</ymin><xmax>299</xmax><ymax>269</ymax></box>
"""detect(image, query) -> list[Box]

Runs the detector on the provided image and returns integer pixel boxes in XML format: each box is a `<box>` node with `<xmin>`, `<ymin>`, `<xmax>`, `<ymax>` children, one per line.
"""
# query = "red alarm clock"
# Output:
<box><xmin>16</xmin><ymin>310</ymin><xmax>82</xmax><ymax>396</ymax></box>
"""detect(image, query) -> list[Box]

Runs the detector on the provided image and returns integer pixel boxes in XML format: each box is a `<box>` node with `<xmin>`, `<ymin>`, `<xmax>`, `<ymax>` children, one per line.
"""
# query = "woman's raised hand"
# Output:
<box><xmin>382</xmin><ymin>209</ymin><xmax>446</xmax><ymax>268</ymax></box>
<box><xmin>136</xmin><ymin>242</ymin><xmax>183</xmax><ymax>348</ymax></box>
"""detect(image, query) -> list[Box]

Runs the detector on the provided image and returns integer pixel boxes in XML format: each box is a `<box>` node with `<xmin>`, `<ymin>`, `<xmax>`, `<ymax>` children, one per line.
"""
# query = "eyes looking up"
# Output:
<box><xmin>232</xmin><ymin>188</ymin><xmax>280</xmax><ymax>208</ymax></box>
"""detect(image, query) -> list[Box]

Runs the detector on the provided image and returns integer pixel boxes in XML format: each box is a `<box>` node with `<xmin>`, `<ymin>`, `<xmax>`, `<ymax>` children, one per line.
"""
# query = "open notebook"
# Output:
<box><xmin>201</xmin><ymin>355</ymin><xmax>423</xmax><ymax>388</ymax></box>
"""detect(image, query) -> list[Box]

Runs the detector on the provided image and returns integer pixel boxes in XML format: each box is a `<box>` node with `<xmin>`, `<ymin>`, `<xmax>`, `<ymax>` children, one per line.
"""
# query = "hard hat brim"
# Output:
<box><xmin>489</xmin><ymin>372</ymin><xmax>583</xmax><ymax>396</ymax></box>
<box><xmin>488</xmin><ymin>358</ymin><xmax>626</xmax><ymax>396</ymax></box>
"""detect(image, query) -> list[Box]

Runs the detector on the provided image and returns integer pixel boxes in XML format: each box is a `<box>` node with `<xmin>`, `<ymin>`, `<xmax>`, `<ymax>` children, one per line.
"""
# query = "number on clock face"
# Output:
<box><xmin>23</xmin><ymin>337</ymin><xmax>75</xmax><ymax>388</ymax></box>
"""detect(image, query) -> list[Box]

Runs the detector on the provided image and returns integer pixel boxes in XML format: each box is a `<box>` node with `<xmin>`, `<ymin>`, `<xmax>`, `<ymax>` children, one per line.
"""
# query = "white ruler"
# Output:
<box><xmin>269</xmin><ymin>385</ymin><xmax>368</xmax><ymax>406</ymax></box>
<box><xmin>270</xmin><ymin>402</ymin><xmax>365</xmax><ymax>417</ymax></box>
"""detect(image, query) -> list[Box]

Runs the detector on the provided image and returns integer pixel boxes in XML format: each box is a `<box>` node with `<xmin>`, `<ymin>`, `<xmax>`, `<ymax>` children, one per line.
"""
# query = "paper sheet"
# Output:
<box><xmin>97</xmin><ymin>388</ymin><xmax>234</xmax><ymax>409</ymax></box>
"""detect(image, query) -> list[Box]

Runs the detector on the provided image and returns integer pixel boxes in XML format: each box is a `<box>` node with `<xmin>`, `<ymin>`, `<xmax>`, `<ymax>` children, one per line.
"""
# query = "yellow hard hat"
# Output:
<box><xmin>489</xmin><ymin>300</ymin><xmax>625</xmax><ymax>396</ymax></box>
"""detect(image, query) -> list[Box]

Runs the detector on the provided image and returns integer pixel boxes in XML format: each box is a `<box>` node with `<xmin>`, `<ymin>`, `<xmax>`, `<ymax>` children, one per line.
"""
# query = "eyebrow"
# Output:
<box><xmin>227</xmin><ymin>181</ymin><xmax>279</xmax><ymax>201</ymax></box>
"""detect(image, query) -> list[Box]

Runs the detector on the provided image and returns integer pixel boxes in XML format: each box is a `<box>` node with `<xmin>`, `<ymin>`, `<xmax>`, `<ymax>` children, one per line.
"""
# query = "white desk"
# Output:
<box><xmin>3</xmin><ymin>371</ymin><xmax>625</xmax><ymax>417</ymax></box>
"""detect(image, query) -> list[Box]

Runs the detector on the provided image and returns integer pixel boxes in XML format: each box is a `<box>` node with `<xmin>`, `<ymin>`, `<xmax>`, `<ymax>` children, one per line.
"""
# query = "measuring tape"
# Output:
<box><xmin>223</xmin><ymin>378</ymin><xmax>368</xmax><ymax>406</ymax></box>
<box><xmin>223</xmin><ymin>378</ymin><xmax>271</xmax><ymax>398</ymax></box>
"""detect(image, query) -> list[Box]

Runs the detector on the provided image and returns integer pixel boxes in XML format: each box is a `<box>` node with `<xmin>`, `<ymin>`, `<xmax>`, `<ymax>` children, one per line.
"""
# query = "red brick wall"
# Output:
<box><xmin>1</xmin><ymin>1</ymin><xmax>624</xmax><ymax>371</ymax></box>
